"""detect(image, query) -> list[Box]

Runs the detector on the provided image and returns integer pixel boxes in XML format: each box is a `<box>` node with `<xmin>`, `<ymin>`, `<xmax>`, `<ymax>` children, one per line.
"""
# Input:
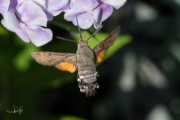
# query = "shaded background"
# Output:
<box><xmin>0</xmin><ymin>0</ymin><xmax>180</xmax><ymax>120</ymax></box>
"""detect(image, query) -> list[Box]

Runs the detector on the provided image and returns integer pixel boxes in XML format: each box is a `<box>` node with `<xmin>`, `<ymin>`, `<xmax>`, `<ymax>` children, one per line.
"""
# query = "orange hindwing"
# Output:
<box><xmin>96</xmin><ymin>50</ymin><xmax>106</xmax><ymax>64</ymax></box>
<box><xmin>56</xmin><ymin>62</ymin><xmax>76</xmax><ymax>73</ymax></box>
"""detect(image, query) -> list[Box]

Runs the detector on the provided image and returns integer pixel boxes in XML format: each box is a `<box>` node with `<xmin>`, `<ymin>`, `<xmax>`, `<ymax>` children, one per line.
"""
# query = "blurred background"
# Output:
<box><xmin>1</xmin><ymin>0</ymin><xmax>180</xmax><ymax>120</ymax></box>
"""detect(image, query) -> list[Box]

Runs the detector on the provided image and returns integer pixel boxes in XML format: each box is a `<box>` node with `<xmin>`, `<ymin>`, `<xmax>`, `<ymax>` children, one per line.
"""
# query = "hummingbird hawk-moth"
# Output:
<box><xmin>31</xmin><ymin>25</ymin><xmax>120</xmax><ymax>97</ymax></box>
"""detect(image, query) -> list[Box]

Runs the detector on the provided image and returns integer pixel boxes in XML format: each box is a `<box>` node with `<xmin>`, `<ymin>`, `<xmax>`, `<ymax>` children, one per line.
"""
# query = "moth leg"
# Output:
<box><xmin>79</xmin><ymin>82</ymin><xmax>85</xmax><ymax>93</ymax></box>
<box><xmin>78</xmin><ymin>79</ymin><xmax>86</xmax><ymax>93</ymax></box>
<box><xmin>77</xmin><ymin>75</ymin><xmax>80</xmax><ymax>82</ymax></box>
<box><xmin>95</xmin><ymin>82</ymin><xmax>100</xmax><ymax>89</ymax></box>
<box><xmin>94</xmin><ymin>72</ymin><xmax>99</xmax><ymax>77</ymax></box>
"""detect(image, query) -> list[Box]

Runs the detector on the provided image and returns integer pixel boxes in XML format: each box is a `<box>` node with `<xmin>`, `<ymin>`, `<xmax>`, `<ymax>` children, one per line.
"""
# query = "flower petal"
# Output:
<box><xmin>17</xmin><ymin>0</ymin><xmax>27</xmax><ymax>8</ymax></box>
<box><xmin>94</xmin><ymin>3</ymin><xmax>113</xmax><ymax>29</ymax></box>
<box><xmin>0</xmin><ymin>0</ymin><xmax>10</xmax><ymax>14</ymax></box>
<box><xmin>17</xmin><ymin>0</ymin><xmax>26</xmax><ymax>4</ymax></box>
<box><xmin>46</xmin><ymin>0</ymin><xmax>70</xmax><ymax>16</ymax></box>
<box><xmin>1</xmin><ymin>18</ymin><xmax>15</xmax><ymax>32</ymax></box>
<box><xmin>64</xmin><ymin>0</ymin><xmax>99</xmax><ymax>23</ymax></box>
<box><xmin>15</xmin><ymin>23</ymin><xmax>30</xmax><ymax>43</ymax></box>
<box><xmin>42</xmin><ymin>9</ymin><xmax>54</xmax><ymax>21</ymax></box>
<box><xmin>33</xmin><ymin>0</ymin><xmax>46</xmax><ymax>6</ymax></box>
<box><xmin>101</xmin><ymin>0</ymin><xmax>126</xmax><ymax>9</ymax></box>
<box><xmin>26</xmin><ymin>26</ymin><xmax>52</xmax><ymax>46</ymax></box>
<box><xmin>3</xmin><ymin>11</ymin><xmax>20</xmax><ymax>30</ymax></box>
<box><xmin>1</xmin><ymin>19</ymin><xmax>30</xmax><ymax>43</ymax></box>
<box><xmin>9</xmin><ymin>0</ymin><xmax>17</xmax><ymax>12</ymax></box>
<box><xmin>71</xmin><ymin>0</ymin><xmax>99</xmax><ymax>12</ymax></box>
<box><xmin>64</xmin><ymin>9</ymin><xmax>76</xmax><ymax>21</ymax></box>
<box><xmin>72</xmin><ymin>13</ymin><xmax>94</xmax><ymax>29</ymax></box>
<box><xmin>17</xmin><ymin>1</ymin><xmax>47</xmax><ymax>26</ymax></box>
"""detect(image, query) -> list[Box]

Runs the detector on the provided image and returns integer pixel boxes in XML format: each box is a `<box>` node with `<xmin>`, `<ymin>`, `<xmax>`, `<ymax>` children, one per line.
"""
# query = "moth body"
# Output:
<box><xmin>31</xmin><ymin>26</ymin><xmax>120</xmax><ymax>97</ymax></box>
<box><xmin>76</xmin><ymin>40</ymin><xmax>99</xmax><ymax>97</ymax></box>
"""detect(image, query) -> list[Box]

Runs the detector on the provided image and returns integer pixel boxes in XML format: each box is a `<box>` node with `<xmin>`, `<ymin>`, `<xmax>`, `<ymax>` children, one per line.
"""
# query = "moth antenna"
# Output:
<box><xmin>86</xmin><ymin>26</ymin><xmax>103</xmax><ymax>42</ymax></box>
<box><xmin>75</xmin><ymin>15</ymin><xmax>83</xmax><ymax>40</ymax></box>
<box><xmin>56</xmin><ymin>36</ymin><xmax>77</xmax><ymax>43</ymax></box>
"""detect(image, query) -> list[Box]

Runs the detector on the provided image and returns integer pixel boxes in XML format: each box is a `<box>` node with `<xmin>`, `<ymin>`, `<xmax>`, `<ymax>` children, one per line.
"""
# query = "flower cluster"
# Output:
<box><xmin>0</xmin><ymin>0</ymin><xmax>126</xmax><ymax>46</ymax></box>
<box><xmin>65</xmin><ymin>0</ymin><xmax>126</xmax><ymax>29</ymax></box>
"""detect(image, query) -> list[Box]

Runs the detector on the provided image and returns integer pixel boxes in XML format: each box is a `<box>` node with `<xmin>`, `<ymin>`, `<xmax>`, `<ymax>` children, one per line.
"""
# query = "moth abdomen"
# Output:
<box><xmin>77</xmin><ymin>69</ymin><xmax>99</xmax><ymax>97</ymax></box>
<box><xmin>78</xmin><ymin>68</ymin><xmax>97</xmax><ymax>81</ymax></box>
<box><xmin>78</xmin><ymin>81</ymin><xmax>99</xmax><ymax>97</ymax></box>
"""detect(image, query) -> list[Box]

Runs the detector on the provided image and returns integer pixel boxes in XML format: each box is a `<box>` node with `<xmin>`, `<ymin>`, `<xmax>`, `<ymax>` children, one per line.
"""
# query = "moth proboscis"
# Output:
<box><xmin>31</xmin><ymin>25</ymin><xmax>120</xmax><ymax>97</ymax></box>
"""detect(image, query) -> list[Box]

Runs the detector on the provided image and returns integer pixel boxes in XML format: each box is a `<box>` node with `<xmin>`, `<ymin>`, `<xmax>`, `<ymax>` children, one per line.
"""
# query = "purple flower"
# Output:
<box><xmin>17</xmin><ymin>0</ymin><xmax>70</xmax><ymax>20</ymax></box>
<box><xmin>0</xmin><ymin>0</ymin><xmax>19</xmax><ymax>30</ymax></box>
<box><xmin>65</xmin><ymin>0</ymin><xmax>126</xmax><ymax>29</ymax></box>
<box><xmin>101</xmin><ymin>0</ymin><xmax>126</xmax><ymax>9</ymax></box>
<box><xmin>0</xmin><ymin>0</ymin><xmax>72</xmax><ymax>46</ymax></box>
<box><xmin>1</xmin><ymin>1</ymin><xmax>52</xmax><ymax>46</ymax></box>
<box><xmin>65</xmin><ymin>0</ymin><xmax>99</xmax><ymax>29</ymax></box>
<box><xmin>0</xmin><ymin>0</ymin><xmax>126</xmax><ymax>46</ymax></box>
<box><xmin>46</xmin><ymin>0</ymin><xmax>70</xmax><ymax>16</ymax></box>
<box><xmin>0</xmin><ymin>0</ymin><xmax>10</xmax><ymax>14</ymax></box>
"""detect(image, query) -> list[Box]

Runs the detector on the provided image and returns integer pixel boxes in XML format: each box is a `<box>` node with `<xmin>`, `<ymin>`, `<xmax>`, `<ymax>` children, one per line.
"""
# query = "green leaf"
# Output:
<box><xmin>0</xmin><ymin>25</ymin><xmax>8</xmax><ymax>35</ymax></box>
<box><xmin>59</xmin><ymin>115</ymin><xmax>86</xmax><ymax>120</ymax></box>
<box><xmin>13</xmin><ymin>39</ymin><xmax>40</xmax><ymax>72</ymax></box>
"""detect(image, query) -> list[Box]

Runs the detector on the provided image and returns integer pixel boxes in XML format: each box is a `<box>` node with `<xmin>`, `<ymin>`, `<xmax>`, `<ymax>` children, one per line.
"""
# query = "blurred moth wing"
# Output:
<box><xmin>31</xmin><ymin>52</ymin><xmax>77</xmax><ymax>73</ymax></box>
<box><xmin>31</xmin><ymin>26</ymin><xmax>120</xmax><ymax>97</ymax></box>
<box><xmin>93</xmin><ymin>26</ymin><xmax>120</xmax><ymax>63</ymax></box>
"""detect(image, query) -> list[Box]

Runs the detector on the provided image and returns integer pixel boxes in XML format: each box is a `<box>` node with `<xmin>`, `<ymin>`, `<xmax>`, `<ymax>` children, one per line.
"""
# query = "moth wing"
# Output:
<box><xmin>93</xmin><ymin>26</ymin><xmax>120</xmax><ymax>63</ymax></box>
<box><xmin>31</xmin><ymin>52</ymin><xmax>77</xmax><ymax>73</ymax></box>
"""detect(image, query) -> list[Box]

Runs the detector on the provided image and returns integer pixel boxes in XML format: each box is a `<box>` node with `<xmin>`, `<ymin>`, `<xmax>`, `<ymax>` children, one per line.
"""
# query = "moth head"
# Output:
<box><xmin>78</xmin><ymin>40</ymin><xmax>88</xmax><ymax>48</ymax></box>
<box><xmin>78</xmin><ymin>82</ymin><xmax>99</xmax><ymax>97</ymax></box>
